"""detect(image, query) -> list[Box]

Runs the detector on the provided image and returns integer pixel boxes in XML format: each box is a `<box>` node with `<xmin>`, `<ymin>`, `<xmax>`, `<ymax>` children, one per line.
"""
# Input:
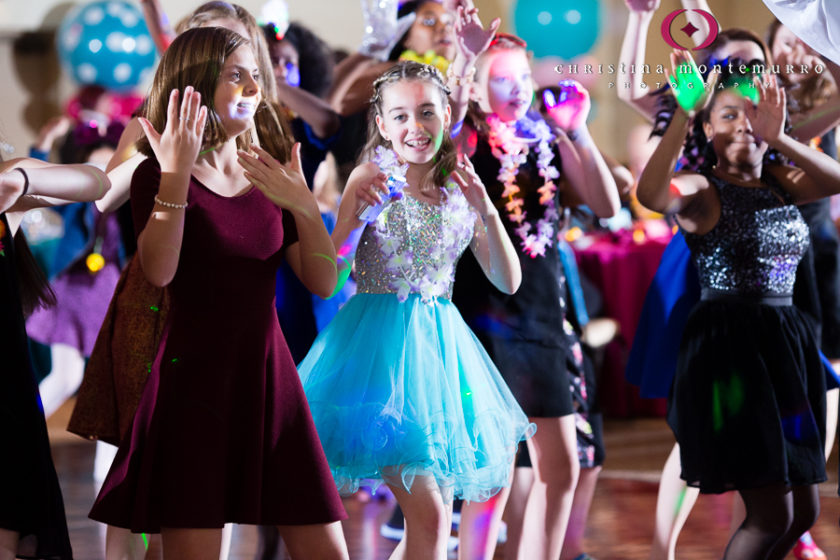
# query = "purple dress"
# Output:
<box><xmin>90</xmin><ymin>159</ymin><xmax>346</xmax><ymax>531</ymax></box>
<box><xmin>26</xmin><ymin>208</ymin><xmax>122</xmax><ymax>356</ymax></box>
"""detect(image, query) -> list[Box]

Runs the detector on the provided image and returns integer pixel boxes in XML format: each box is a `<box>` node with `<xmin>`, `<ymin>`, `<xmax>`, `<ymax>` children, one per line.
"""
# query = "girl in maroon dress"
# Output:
<box><xmin>89</xmin><ymin>27</ymin><xmax>348</xmax><ymax>560</ymax></box>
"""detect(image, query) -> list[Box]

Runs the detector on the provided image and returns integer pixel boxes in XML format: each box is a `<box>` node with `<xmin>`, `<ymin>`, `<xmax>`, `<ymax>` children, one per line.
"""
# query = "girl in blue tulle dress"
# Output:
<box><xmin>297</xmin><ymin>61</ymin><xmax>534</xmax><ymax>558</ymax></box>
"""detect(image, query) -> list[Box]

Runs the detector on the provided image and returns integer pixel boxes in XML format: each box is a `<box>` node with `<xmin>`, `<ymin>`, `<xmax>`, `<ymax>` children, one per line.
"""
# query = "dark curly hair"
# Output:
<box><xmin>262</xmin><ymin>22</ymin><xmax>335</xmax><ymax>98</ymax></box>
<box><xmin>681</xmin><ymin>68</ymin><xmax>789</xmax><ymax>174</ymax></box>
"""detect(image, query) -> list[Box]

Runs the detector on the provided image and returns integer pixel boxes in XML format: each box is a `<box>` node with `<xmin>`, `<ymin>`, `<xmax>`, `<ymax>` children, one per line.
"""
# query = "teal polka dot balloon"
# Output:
<box><xmin>57</xmin><ymin>1</ymin><xmax>157</xmax><ymax>92</ymax></box>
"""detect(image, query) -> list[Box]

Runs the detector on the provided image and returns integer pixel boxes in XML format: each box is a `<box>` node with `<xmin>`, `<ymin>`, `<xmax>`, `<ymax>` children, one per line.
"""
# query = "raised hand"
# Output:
<box><xmin>667</xmin><ymin>49</ymin><xmax>714</xmax><ymax>117</ymax></box>
<box><xmin>543</xmin><ymin>80</ymin><xmax>591</xmax><ymax>132</ymax></box>
<box><xmin>454</xmin><ymin>0</ymin><xmax>501</xmax><ymax>62</ymax></box>
<box><xmin>746</xmin><ymin>77</ymin><xmax>787</xmax><ymax>146</ymax></box>
<box><xmin>237</xmin><ymin>143</ymin><xmax>319</xmax><ymax>218</ymax></box>
<box><xmin>452</xmin><ymin>154</ymin><xmax>494</xmax><ymax>217</ymax></box>
<box><xmin>624</xmin><ymin>0</ymin><xmax>661</xmax><ymax>12</ymax></box>
<box><xmin>138</xmin><ymin>86</ymin><xmax>208</xmax><ymax>174</ymax></box>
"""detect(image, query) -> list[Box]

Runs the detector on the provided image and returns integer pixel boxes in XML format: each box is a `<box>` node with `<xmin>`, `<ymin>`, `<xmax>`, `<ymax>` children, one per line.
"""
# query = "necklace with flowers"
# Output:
<box><xmin>486</xmin><ymin>113</ymin><xmax>560</xmax><ymax>258</ymax></box>
<box><xmin>370</xmin><ymin>147</ymin><xmax>474</xmax><ymax>304</ymax></box>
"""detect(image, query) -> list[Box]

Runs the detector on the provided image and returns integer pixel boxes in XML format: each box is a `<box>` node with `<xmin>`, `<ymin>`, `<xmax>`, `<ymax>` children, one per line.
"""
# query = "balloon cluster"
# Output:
<box><xmin>57</xmin><ymin>1</ymin><xmax>157</xmax><ymax>92</ymax></box>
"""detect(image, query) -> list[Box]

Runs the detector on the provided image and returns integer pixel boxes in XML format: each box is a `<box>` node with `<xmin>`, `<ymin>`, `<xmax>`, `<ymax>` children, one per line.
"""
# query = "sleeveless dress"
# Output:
<box><xmin>297</xmin><ymin>184</ymin><xmax>535</xmax><ymax>503</ymax></box>
<box><xmin>668</xmin><ymin>173</ymin><xmax>827</xmax><ymax>493</ymax></box>
<box><xmin>627</xmin><ymin>131</ymin><xmax>840</xmax><ymax>398</ymax></box>
<box><xmin>0</xmin><ymin>214</ymin><xmax>72</xmax><ymax>559</ymax></box>
<box><xmin>89</xmin><ymin>159</ymin><xmax>346</xmax><ymax>531</ymax></box>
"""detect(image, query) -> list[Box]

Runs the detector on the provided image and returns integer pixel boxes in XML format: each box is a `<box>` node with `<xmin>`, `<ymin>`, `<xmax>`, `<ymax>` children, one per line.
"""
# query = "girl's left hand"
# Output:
<box><xmin>238</xmin><ymin>143</ymin><xmax>314</xmax><ymax>217</ymax></box>
<box><xmin>454</xmin><ymin>0</ymin><xmax>501</xmax><ymax>61</ymax></box>
<box><xmin>746</xmin><ymin>77</ymin><xmax>787</xmax><ymax>146</ymax></box>
<box><xmin>543</xmin><ymin>80</ymin><xmax>591</xmax><ymax>133</ymax></box>
<box><xmin>452</xmin><ymin>155</ymin><xmax>495</xmax><ymax>217</ymax></box>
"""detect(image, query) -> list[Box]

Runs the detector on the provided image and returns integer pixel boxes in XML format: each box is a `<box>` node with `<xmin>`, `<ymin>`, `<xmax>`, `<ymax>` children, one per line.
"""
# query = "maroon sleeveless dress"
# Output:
<box><xmin>90</xmin><ymin>159</ymin><xmax>346</xmax><ymax>531</ymax></box>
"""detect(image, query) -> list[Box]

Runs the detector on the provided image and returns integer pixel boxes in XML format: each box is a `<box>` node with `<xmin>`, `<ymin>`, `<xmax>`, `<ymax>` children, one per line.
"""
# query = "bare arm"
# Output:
<box><xmin>453</xmin><ymin>157</ymin><xmax>521</xmax><ymax>293</ymax></box>
<box><xmin>98</xmin><ymin>117</ymin><xmax>146</xmax><ymax>212</ymax></box>
<box><xmin>618</xmin><ymin>1</ymin><xmax>662</xmax><ymax>121</ymax></box>
<box><xmin>139</xmin><ymin>0</ymin><xmax>175</xmax><ymax>54</ymax></box>
<box><xmin>277</xmin><ymin>82</ymin><xmax>340</xmax><ymax>138</ymax></box>
<box><xmin>448</xmin><ymin>1</ymin><xmax>500</xmax><ymax>132</ymax></box>
<box><xmin>789</xmin><ymin>61</ymin><xmax>840</xmax><ymax>141</ymax></box>
<box><xmin>681</xmin><ymin>0</ymin><xmax>714</xmax><ymax>48</ymax></box>
<box><xmin>328</xmin><ymin>58</ymin><xmax>391</xmax><ymax>116</ymax></box>
<box><xmin>558</xmin><ymin>128</ymin><xmax>621</xmax><ymax>217</ymax></box>
<box><xmin>0</xmin><ymin>158</ymin><xmax>110</xmax><ymax>215</ymax></box>
<box><xmin>749</xmin><ymin>77</ymin><xmax>840</xmax><ymax>202</ymax></box>
<box><xmin>135</xmin><ymin>88</ymin><xmax>207</xmax><ymax>287</ymax></box>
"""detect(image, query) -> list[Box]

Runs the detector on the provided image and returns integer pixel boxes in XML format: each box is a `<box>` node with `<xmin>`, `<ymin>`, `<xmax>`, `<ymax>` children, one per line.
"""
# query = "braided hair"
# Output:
<box><xmin>361</xmin><ymin>61</ymin><xmax>456</xmax><ymax>194</ymax></box>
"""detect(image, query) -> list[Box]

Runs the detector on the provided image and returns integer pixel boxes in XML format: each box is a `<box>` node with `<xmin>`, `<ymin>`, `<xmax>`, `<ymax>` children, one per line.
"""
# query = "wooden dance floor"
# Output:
<box><xmin>48</xmin><ymin>404</ymin><xmax>840</xmax><ymax>559</ymax></box>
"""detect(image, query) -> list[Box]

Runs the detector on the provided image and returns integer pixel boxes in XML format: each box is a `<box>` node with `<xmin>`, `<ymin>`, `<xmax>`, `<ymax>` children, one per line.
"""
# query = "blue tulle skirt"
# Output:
<box><xmin>298</xmin><ymin>293</ymin><xmax>535</xmax><ymax>503</ymax></box>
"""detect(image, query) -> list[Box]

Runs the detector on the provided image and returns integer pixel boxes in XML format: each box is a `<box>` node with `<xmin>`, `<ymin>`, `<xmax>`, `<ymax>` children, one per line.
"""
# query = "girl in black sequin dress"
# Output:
<box><xmin>638</xmin><ymin>52</ymin><xmax>840</xmax><ymax>559</ymax></box>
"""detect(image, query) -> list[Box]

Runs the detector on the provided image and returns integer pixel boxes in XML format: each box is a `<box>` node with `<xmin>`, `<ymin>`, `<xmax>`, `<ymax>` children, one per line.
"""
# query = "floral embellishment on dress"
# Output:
<box><xmin>486</xmin><ymin>113</ymin><xmax>561</xmax><ymax>258</ymax></box>
<box><xmin>0</xmin><ymin>219</ymin><xmax>6</xmax><ymax>257</ymax></box>
<box><xmin>370</xmin><ymin>162</ymin><xmax>475</xmax><ymax>304</ymax></box>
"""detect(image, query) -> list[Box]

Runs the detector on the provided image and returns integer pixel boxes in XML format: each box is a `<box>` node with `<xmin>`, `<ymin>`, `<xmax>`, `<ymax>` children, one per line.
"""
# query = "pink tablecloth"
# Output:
<box><xmin>575</xmin><ymin>229</ymin><xmax>671</xmax><ymax>417</ymax></box>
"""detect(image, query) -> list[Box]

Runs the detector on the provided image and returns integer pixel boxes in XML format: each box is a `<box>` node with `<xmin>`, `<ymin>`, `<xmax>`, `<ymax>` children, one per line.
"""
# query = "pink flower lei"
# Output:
<box><xmin>486</xmin><ymin>114</ymin><xmax>560</xmax><ymax>258</ymax></box>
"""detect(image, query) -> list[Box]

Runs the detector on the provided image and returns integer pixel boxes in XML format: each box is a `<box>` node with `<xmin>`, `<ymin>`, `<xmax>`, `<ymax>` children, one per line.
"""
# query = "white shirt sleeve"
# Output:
<box><xmin>762</xmin><ymin>0</ymin><xmax>840</xmax><ymax>65</ymax></box>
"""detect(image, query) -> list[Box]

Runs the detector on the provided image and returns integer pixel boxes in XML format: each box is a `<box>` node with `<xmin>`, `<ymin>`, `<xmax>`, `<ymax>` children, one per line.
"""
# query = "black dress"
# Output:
<box><xmin>0</xmin><ymin>214</ymin><xmax>73</xmax><ymax>559</ymax></box>
<box><xmin>453</xmin><ymin>132</ymin><xmax>573</xmax><ymax>418</ymax></box>
<box><xmin>669</xmin><ymin>173</ymin><xmax>827</xmax><ymax>494</ymax></box>
<box><xmin>453</xmin><ymin>129</ymin><xmax>605</xmax><ymax>466</ymax></box>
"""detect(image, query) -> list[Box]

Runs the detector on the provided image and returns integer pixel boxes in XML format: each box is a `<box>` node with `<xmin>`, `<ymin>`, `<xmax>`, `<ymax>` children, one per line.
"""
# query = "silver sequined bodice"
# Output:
<box><xmin>356</xmin><ymin>186</ymin><xmax>476</xmax><ymax>302</ymax></box>
<box><xmin>682</xmin><ymin>174</ymin><xmax>809</xmax><ymax>295</ymax></box>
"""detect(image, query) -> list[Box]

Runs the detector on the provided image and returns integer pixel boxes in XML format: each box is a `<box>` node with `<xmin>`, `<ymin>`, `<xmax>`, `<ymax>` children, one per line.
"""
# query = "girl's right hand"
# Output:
<box><xmin>137</xmin><ymin>87</ymin><xmax>208</xmax><ymax>174</ymax></box>
<box><xmin>667</xmin><ymin>49</ymin><xmax>715</xmax><ymax>118</ymax></box>
<box><xmin>454</xmin><ymin>0</ymin><xmax>501</xmax><ymax>62</ymax></box>
<box><xmin>346</xmin><ymin>161</ymin><xmax>390</xmax><ymax>216</ymax></box>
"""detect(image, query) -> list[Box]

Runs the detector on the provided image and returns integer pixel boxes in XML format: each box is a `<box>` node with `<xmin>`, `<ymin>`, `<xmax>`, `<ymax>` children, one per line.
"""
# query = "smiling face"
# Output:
<box><xmin>703</xmin><ymin>89</ymin><xmax>767</xmax><ymax>169</ymax></box>
<box><xmin>375</xmin><ymin>79</ymin><xmax>451</xmax><ymax>167</ymax></box>
<box><xmin>403</xmin><ymin>1</ymin><xmax>455</xmax><ymax>60</ymax></box>
<box><xmin>475</xmin><ymin>48</ymin><xmax>533</xmax><ymax>123</ymax></box>
<box><xmin>214</xmin><ymin>45</ymin><xmax>261</xmax><ymax>138</ymax></box>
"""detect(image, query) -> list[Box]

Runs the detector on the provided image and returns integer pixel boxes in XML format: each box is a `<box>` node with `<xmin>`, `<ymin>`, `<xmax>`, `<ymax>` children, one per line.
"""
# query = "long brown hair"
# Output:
<box><xmin>169</xmin><ymin>2</ymin><xmax>291</xmax><ymax>162</ymax></box>
<box><xmin>137</xmin><ymin>27</ymin><xmax>289</xmax><ymax>162</ymax></box>
<box><xmin>766</xmin><ymin>19</ymin><xmax>835</xmax><ymax>115</ymax></box>
<box><xmin>362</xmin><ymin>61</ymin><xmax>456</xmax><ymax>194</ymax></box>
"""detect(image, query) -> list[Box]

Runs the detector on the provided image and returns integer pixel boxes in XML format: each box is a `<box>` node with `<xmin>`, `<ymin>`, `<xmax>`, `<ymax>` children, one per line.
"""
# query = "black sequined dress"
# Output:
<box><xmin>668</xmin><ymin>173</ymin><xmax>827</xmax><ymax>494</ymax></box>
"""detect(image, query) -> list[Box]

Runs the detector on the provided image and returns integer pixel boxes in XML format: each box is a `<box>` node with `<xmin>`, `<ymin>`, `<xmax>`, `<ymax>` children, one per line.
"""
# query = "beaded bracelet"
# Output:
<box><xmin>154</xmin><ymin>195</ymin><xmax>188</xmax><ymax>209</ymax></box>
<box><xmin>14</xmin><ymin>168</ymin><xmax>29</xmax><ymax>197</ymax></box>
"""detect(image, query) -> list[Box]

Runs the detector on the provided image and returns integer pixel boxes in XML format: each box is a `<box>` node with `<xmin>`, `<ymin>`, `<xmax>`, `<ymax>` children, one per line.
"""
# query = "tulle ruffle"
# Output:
<box><xmin>298</xmin><ymin>293</ymin><xmax>535</xmax><ymax>503</ymax></box>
